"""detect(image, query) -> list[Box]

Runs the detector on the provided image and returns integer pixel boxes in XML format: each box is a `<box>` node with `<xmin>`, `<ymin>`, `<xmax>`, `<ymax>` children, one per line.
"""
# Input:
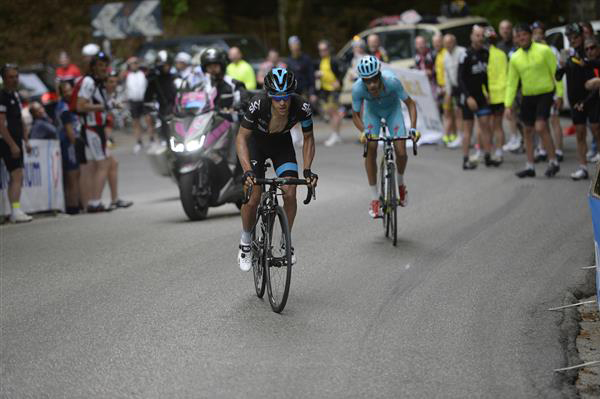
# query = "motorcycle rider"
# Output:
<box><xmin>200</xmin><ymin>47</ymin><xmax>248</xmax><ymax>112</ymax></box>
<box><xmin>144</xmin><ymin>50</ymin><xmax>177</xmax><ymax>141</ymax></box>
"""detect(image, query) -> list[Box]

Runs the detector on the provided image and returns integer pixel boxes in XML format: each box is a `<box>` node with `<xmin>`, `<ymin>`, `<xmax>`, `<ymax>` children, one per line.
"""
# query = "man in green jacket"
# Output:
<box><xmin>504</xmin><ymin>24</ymin><xmax>561</xmax><ymax>178</ymax></box>
<box><xmin>226</xmin><ymin>47</ymin><xmax>257</xmax><ymax>90</ymax></box>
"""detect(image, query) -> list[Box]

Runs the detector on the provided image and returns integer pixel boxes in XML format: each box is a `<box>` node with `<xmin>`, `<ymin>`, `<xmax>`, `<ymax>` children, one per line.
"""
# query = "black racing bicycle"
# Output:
<box><xmin>244</xmin><ymin>169</ymin><xmax>315</xmax><ymax>313</ymax></box>
<box><xmin>364</xmin><ymin>123</ymin><xmax>418</xmax><ymax>246</ymax></box>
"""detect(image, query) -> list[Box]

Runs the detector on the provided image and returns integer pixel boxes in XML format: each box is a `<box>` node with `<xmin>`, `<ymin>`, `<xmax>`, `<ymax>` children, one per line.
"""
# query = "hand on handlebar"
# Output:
<box><xmin>303</xmin><ymin>169</ymin><xmax>318</xmax><ymax>188</ymax></box>
<box><xmin>409</xmin><ymin>128</ymin><xmax>421</xmax><ymax>143</ymax></box>
<box><xmin>243</xmin><ymin>170</ymin><xmax>256</xmax><ymax>189</ymax></box>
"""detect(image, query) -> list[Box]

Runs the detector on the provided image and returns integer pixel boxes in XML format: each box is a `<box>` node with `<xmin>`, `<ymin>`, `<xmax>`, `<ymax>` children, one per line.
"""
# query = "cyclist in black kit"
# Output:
<box><xmin>235</xmin><ymin>68</ymin><xmax>318</xmax><ymax>271</ymax></box>
<box><xmin>458</xmin><ymin>25</ymin><xmax>501</xmax><ymax>170</ymax></box>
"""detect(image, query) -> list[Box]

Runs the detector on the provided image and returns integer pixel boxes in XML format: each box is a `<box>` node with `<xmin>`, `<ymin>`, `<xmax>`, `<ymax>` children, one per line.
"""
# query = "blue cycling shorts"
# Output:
<box><xmin>363</xmin><ymin>102</ymin><xmax>407</xmax><ymax>138</ymax></box>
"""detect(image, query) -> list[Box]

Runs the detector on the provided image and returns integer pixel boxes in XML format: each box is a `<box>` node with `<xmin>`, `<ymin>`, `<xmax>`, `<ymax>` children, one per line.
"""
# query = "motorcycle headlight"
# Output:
<box><xmin>185</xmin><ymin>136</ymin><xmax>205</xmax><ymax>152</ymax></box>
<box><xmin>169</xmin><ymin>137</ymin><xmax>185</xmax><ymax>152</ymax></box>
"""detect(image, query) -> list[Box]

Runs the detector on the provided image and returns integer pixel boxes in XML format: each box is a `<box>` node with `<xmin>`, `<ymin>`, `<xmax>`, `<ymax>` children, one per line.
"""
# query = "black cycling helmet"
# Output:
<box><xmin>90</xmin><ymin>51</ymin><xmax>110</xmax><ymax>67</ymax></box>
<box><xmin>264</xmin><ymin>68</ymin><xmax>297</xmax><ymax>96</ymax></box>
<box><xmin>566</xmin><ymin>22</ymin><xmax>583</xmax><ymax>37</ymax></box>
<box><xmin>200</xmin><ymin>47</ymin><xmax>228</xmax><ymax>73</ymax></box>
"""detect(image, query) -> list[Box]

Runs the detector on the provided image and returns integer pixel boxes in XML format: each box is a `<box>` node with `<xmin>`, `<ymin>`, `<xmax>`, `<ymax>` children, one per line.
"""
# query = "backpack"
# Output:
<box><xmin>68</xmin><ymin>75</ymin><xmax>88</xmax><ymax>114</ymax></box>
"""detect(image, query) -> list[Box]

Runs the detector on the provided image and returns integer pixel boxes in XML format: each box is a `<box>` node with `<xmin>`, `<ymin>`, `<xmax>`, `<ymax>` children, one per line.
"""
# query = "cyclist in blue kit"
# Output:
<box><xmin>351</xmin><ymin>55</ymin><xmax>419</xmax><ymax>218</ymax></box>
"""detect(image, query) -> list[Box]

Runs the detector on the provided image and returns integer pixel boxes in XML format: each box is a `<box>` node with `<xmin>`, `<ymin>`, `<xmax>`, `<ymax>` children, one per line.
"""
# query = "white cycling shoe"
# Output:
<box><xmin>237</xmin><ymin>244</ymin><xmax>253</xmax><ymax>272</ymax></box>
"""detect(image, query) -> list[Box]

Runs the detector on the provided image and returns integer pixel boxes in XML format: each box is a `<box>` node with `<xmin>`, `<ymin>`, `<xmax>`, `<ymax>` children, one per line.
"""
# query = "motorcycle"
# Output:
<box><xmin>148</xmin><ymin>83</ymin><xmax>245</xmax><ymax>220</ymax></box>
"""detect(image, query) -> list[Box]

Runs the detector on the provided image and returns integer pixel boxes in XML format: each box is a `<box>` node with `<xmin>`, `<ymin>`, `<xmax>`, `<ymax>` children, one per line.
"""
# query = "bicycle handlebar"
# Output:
<box><xmin>363</xmin><ymin>135</ymin><xmax>418</xmax><ymax>156</ymax></box>
<box><xmin>242</xmin><ymin>177</ymin><xmax>316</xmax><ymax>205</ymax></box>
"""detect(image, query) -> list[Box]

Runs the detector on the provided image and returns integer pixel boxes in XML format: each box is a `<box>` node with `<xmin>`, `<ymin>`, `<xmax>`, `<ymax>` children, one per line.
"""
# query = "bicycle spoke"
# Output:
<box><xmin>266</xmin><ymin>207</ymin><xmax>292</xmax><ymax>313</ymax></box>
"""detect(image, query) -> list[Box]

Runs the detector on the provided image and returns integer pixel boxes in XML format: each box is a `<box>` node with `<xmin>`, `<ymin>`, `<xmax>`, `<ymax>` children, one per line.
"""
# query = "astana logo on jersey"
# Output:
<box><xmin>249</xmin><ymin>99</ymin><xmax>261</xmax><ymax>114</ymax></box>
<box><xmin>302</xmin><ymin>102</ymin><xmax>312</xmax><ymax>116</ymax></box>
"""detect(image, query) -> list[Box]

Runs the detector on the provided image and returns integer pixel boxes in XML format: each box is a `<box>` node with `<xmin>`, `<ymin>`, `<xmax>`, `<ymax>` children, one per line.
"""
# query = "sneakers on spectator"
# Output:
<box><xmin>544</xmin><ymin>162</ymin><xmax>560</xmax><ymax>178</ymax></box>
<box><xmin>398</xmin><ymin>185</ymin><xmax>408</xmax><ymax>207</ymax></box>
<box><xmin>503</xmin><ymin>135</ymin><xmax>521</xmax><ymax>152</ymax></box>
<box><xmin>9</xmin><ymin>208</ymin><xmax>32</xmax><ymax>223</ymax></box>
<box><xmin>368</xmin><ymin>200</ymin><xmax>381</xmax><ymax>218</ymax></box>
<box><xmin>556</xmin><ymin>151</ymin><xmax>564</xmax><ymax>162</ymax></box>
<box><xmin>237</xmin><ymin>244</ymin><xmax>252</xmax><ymax>272</ymax></box>
<box><xmin>571</xmin><ymin>167</ymin><xmax>589</xmax><ymax>181</ymax></box>
<box><xmin>588</xmin><ymin>152</ymin><xmax>600</xmax><ymax>163</ymax></box>
<box><xmin>534</xmin><ymin>148</ymin><xmax>548</xmax><ymax>163</ymax></box>
<box><xmin>324</xmin><ymin>132</ymin><xmax>342</xmax><ymax>147</ymax></box>
<box><xmin>87</xmin><ymin>204</ymin><xmax>109</xmax><ymax>213</ymax></box>
<box><xmin>463</xmin><ymin>160</ymin><xmax>478</xmax><ymax>170</ymax></box>
<box><xmin>484</xmin><ymin>154</ymin><xmax>502</xmax><ymax>167</ymax></box>
<box><xmin>516</xmin><ymin>168</ymin><xmax>536</xmax><ymax>178</ymax></box>
<box><xmin>469</xmin><ymin>150</ymin><xmax>482</xmax><ymax>164</ymax></box>
<box><xmin>109</xmin><ymin>199</ymin><xmax>134</xmax><ymax>210</ymax></box>
<box><xmin>447</xmin><ymin>135</ymin><xmax>462</xmax><ymax>149</ymax></box>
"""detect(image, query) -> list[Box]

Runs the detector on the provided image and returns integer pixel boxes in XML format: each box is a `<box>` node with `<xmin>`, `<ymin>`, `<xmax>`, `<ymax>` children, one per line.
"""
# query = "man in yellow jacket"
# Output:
<box><xmin>485</xmin><ymin>27</ymin><xmax>507</xmax><ymax>162</ymax></box>
<box><xmin>504</xmin><ymin>24</ymin><xmax>562</xmax><ymax>178</ymax></box>
<box><xmin>226</xmin><ymin>47</ymin><xmax>257</xmax><ymax>90</ymax></box>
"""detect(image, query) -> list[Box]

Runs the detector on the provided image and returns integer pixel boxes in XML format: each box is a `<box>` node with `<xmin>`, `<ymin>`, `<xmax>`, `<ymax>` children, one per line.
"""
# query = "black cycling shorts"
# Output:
<box><xmin>519</xmin><ymin>92</ymin><xmax>553</xmax><ymax>127</ymax></box>
<box><xmin>571</xmin><ymin>99</ymin><xmax>600</xmax><ymax>125</ymax></box>
<box><xmin>129</xmin><ymin>101</ymin><xmax>145</xmax><ymax>119</ymax></box>
<box><xmin>248</xmin><ymin>131</ymin><xmax>298</xmax><ymax>179</ymax></box>
<box><xmin>489</xmin><ymin>103</ymin><xmax>504</xmax><ymax>114</ymax></box>
<box><xmin>75</xmin><ymin>137</ymin><xmax>87</xmax><ymax>165</ymax></box>
<box><xmin>461</xmin><ymin>95</ymin><xmax>492</xmax><ymax>121</ymax></box>
<box><xmin>0</xmin><ymin>137</ymin><xmax>24</xmax><ymax>172</ymax></box>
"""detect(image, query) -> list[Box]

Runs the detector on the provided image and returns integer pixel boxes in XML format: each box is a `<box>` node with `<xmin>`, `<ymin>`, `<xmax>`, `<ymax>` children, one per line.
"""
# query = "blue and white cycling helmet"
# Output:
<box><xmin>264</xmin><ymin>67</ymin><xmax>297</xmax><ymax>96</ymax></box>
<box><xmin>357</xmin><ymin>55</ymin><xmax>381</xmax><ymax>79</ymax></box>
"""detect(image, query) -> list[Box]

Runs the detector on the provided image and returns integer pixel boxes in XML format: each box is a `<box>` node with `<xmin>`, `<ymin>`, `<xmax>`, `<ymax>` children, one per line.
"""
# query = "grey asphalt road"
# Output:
<box><xmin>1</xmin><ymin>124</ymin><xmax>594</xmax><ymax>398</ymax></box>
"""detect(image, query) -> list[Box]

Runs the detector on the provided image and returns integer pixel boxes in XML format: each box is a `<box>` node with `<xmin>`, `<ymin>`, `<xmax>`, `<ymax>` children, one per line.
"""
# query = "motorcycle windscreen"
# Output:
<box><xmin>172</xmin><ymin>113</ymin><xmax>213</xmax><ymax>140</ymax></box>
<box><xmin>179</xmin><ymin>91</ymin><xmax>209</xmax><ymax>112</ymax></box>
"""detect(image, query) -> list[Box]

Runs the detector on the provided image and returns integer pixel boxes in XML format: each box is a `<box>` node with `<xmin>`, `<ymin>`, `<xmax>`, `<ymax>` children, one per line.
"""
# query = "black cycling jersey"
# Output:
<box><xmin>556</xmin><ymin>45</ymin><xmax>597</xmax><ymax>105</ymax></box>
<box><xmin>458</xmin><ymin>47</ymin><xmax>489</xmax><ymax>102</ymax></box>
<box><xmin>0</xmin><ymin>89</ymin><xmax>24</xmax><ymax>140</ymax></box>
<box><xmin>144</xmin><ymin>69</ymin><xmax>177</xmax><ymax>116</ymax></box>
<box><xmin>241</xmin><ymin>93</ymin><xmax>313</xmax><ymax>135</ymax></box>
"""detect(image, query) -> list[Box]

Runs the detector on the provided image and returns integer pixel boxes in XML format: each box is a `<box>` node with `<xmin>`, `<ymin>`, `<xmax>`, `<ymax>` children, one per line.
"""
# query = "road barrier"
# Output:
<box><xmin>588</xmin><ymin>165</ymin><xmax>600</xmax><ymax>312</ymax></box>
<box><xmin>1</xmin><ymin>139</ymin><xmax>65</xmax><ymax>215</ymax></box>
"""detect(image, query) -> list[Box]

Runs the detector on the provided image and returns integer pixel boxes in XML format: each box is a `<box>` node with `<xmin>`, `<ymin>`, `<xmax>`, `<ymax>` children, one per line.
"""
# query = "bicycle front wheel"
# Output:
<box><xmin>380</xmin><ymin>157</ymin><xmax>389</xmax><ymax>237</ymax></box>
<box><xmin>265</xmin><ymin>206</ymin><xmax>292</xmax><ymax>313</ymax></box>
<box><xmin>388</xmin><ymin>163</ymin><xmax>398</xmax><ymax>246</ymax></box>
<box><xmin>251</xmin><ymin>215</ymin><xmax>266</xmax><ymax>298</ymax></box>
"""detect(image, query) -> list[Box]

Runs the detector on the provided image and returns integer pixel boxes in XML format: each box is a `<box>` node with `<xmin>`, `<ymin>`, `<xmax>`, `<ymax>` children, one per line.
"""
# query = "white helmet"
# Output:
<box><xmin>175</xmin><ymin>52</ymin><xmax>192</xmax><ymax>64</ymax></box>
<box><xmin>82</xmin><ymin>43</ymin><xmax>100</xmax><ymax>57</ymax></box>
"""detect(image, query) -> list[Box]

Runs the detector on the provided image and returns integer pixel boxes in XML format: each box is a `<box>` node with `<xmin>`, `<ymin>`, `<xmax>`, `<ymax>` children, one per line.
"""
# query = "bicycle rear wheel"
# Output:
<box><xmin>380</xmin><ymin>157</ymin><xmax>389</xmax><ymax>237</ymax></box>
<box><xmin>265</xmin><ymin>206</ymin><xmax>292</xmax><ymax>313</ymax></box>
<box><xmin>388</xmin><ymin>163</ymin><xmax>398</xmax><ymax>246</ymax></box>
<box><xmin>251</xmin><ymin>215</ymin><xmax>266</xmax><ymax>298</ymax></box>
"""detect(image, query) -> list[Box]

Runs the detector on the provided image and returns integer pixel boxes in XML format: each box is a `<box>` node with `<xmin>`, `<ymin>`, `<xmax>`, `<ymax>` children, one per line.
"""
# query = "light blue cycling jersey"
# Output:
<box><xmin>352</xmin><ymin>70</ymin><xmax>409</xmax><ymax>137</ymax></box>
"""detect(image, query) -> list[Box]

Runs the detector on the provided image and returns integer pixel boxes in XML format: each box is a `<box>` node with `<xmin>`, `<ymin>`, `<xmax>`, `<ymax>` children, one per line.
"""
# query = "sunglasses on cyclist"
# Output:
<box><xmin>361</xmin><ymin>75</ymin><xmax>380</xmax><ymax>84</ymax></box>
<box><xmin>269</xmin><ymin>94</ymin><xmax>290</xmax><ymax>101</ymax></box>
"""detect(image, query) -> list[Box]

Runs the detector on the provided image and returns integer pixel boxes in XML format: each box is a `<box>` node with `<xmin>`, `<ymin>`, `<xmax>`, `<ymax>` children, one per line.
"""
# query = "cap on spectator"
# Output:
<box><xmin>82</xmin><ymin>43</ymin><xmax>100</xmax><ymax>56</ymax></box>
<box><xmin>175</xmin><ymin>52</ymin><xmax>192</xmax><ymax>64</ymax></box>
<box><xmin>514</xmin><ymin>23</ymin><xmax>532</xmax><ymax>34</ymax></box>
<box><xmin>288</xmin><ymin>35</ymin><xmax>301</xmax><ymax>46</ymax></box>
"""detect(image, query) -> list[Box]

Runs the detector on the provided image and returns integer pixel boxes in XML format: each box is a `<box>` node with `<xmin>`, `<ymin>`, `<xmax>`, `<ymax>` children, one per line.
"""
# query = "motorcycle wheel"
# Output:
<box><xmin>179</xmin><ymin>172</ymin><xmax>208</xmax><ymax>221</ymax></box>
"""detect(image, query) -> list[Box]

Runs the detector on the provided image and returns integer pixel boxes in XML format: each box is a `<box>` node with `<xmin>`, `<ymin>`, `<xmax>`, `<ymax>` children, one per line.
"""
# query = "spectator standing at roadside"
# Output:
<box><xmin>497</xmin><ymin>20</ymin><xmax>514</xmax><ymax>55</ymax></box>
<box><xmin>505</xmin><ymin>24</ymin><xmax>561</xmax><ymax>178</ymax></box>
<box><xmin>125</xmin><ymin>57</ymin><xmax>148</xmax><ymax>154</ymax></box>
<box><xmin>414</xmin><ymin>36</ymin><xmax>436</xmax><ymax>97</ymax></box>
<box><xmin>286</xmin><ymin>36</ymin><xmax>317</xmax><ymax>102</ymax></box>
<box><xmin>347</xmin><ymin>37</ymin><xmax>368</xmax><ymax>82</ymax></box>
<box><xmin>103</xmin><ymin>72</ymin><xmax>134</xmax><ymax>210</ymax></box>
<box><xmin>581</xmin><ymin>21</ymin><xmax>595</xmax><ymax>39</ymax></box>
<box><xmin>144</xmin><ymin>50</ymin><xmax>177</xmax><ymax>142</ymax></box>
<box><xmin>226</xmin><ymin>47</ymin><xmax>257</xmax><ymax>90</ymax></box>
<box><xmin>56</xmin><ymin>81</ymin><xmax>81</xmax><ymax>214</ymax></box>
<box><xmin>257</xmin><ymin>49</ymin><xmax>286</xmax><ymax>87</ymax></box>
<box><xmin>0</xmin><ymin>64</ymin><xmax>32</xmax><ymax>223</ymax></box>
<box><xmin>432</xmin><ymin>33</ymin><xmax>448</xmax><ymax>139</ymax></box>
<box><xmin>55</xmin><ymin>51</ymin><xmax>81</xmax><ymax>85</ymax></box>
<box><xmin>443</xmin><ymin>34</ymin><xmax>466</xmax><ymax>148</ymax></box>
<box><xmin>532</xmin><ymin>21</ymin><xmax>565</xmax><ymax>163</ymax></box>
<box><xmin>316</xmin><ymin>40</ymin><xmax>344</xmax><ymax>147</ymax></box>
<box><xmin>76</xmin><ymin>52</ymin><xmax>112</xmax><ymax>212</ymax></box>
<box><xmin>556</xmin><ymin>23</ymin><xmax>600</xmax><ymax>180</ymax></box>
<box><xmin>485</xmin><ymin>27</ymin><xmax>508</xmax><ymax>162</ymax></box>
<box><xmin>29</xmin><ymin>102</ymin><xmax>58</xmax><ymax>139</ymax></box>
<box><xmin>367</xmin><ymin>34</ymin><xmax>389</xmax><ymax>63</ymax></box>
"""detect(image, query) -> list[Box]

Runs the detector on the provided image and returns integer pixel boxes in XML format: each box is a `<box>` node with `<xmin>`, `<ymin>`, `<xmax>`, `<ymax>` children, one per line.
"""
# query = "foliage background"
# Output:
<box><xmin>0</xmin><ymin>0</ymin><xmax>581</xmax><ymax>66</ymax></box>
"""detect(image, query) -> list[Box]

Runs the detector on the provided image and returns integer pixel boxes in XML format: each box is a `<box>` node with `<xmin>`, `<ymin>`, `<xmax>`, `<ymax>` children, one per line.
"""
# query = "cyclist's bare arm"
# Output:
<box><xmin>302</xmin><ymin>129</ymin><xmax>316</xmax><ymax>170</ymax></box>
<box><xmin>352</xmin><ymin>110</ymin><xmax>364</xmax><ymax>132</ymax></box>
<box><xmin>235</xmin><ymin>125</ymin><xmax>253</xmax><ymax>173</ymax></box>
<box><xmin>403</xmin><ymin>97</ymin><xmax>418</xmax><ymax>130</ymax></box>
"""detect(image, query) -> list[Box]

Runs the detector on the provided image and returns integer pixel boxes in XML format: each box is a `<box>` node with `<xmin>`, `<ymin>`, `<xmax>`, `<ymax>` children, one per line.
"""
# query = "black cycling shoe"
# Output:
<box><xmin>484</xmin><ymin>154</ymin><xmax>501</xmax><ymax>167</ymax></box>
<box><xmin>516</xmin><ymin>168</ymin><xmax>536</xmax><ymax>178</ymax></box>
<box><xmin>463</xmin><ymin>160</ymin><xmax>478</xmax><ymax>170</ymax></box>
<box><xmin>544</xmin><ymin>163</ymin><xmax>560</xmax><ymax>178</ymax></box>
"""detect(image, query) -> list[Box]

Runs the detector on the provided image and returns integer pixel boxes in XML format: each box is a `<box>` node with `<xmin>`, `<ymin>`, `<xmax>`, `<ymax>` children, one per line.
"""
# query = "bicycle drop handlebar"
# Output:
<box><xmin>364</xmin><ymin>136</ymin><xmax>418</xmax><ymax>156</ymax></box>
<box><xmin>242</xmin><ymin>177</ymin><xmax>316</xmax><ymax>205</ymax></box>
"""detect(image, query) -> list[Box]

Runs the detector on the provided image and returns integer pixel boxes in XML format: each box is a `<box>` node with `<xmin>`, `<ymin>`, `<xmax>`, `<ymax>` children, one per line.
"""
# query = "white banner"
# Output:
<box><xmin>1</xmin><ymin>139</ymin><xmax>65</xmax><ymax>215</ymax></box>
<box><xmin>385</xmin><ymin>66</ymin><xmax>444</xmax><ymax>145</ymax></box>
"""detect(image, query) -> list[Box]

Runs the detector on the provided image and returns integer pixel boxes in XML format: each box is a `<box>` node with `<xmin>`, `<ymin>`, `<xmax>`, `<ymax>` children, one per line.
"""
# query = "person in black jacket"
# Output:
<box><xmin>144</xmin><ymin>50</ymin><xmax>177</xmax><ymax>141</ymax></box>
<box><xmin>286</xmin><ymin>36</ymin><xmax>316</xmax><ymax>103</ymax></box>
<box><xmin>556</xmin><ymin>23</ymin><xmax>600</xmax><ymax>180</ymax></box>
<box><xmin>458</xmin><ymin>25</ymin><xmax>501</xmax><ymax>170</ymax></box>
